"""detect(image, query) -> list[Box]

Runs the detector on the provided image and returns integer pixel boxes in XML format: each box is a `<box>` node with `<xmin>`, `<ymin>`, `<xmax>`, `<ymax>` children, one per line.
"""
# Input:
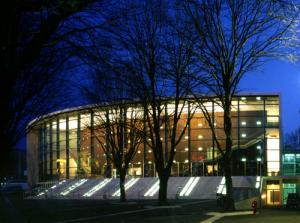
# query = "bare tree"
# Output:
<box><xmin>0</xmin><ymin>0</ymin><xmax>125</xmax><ymax>179</ymax></box>
<box><xmin>102</xmin><ymin>0</ymin><xmax>197</xmax><ymax>204</ymax></box>
<box><xmin>285</xmin><ymin>126</ymin><xmax>300</xmax><ymax>150</ymax></box>
<box><xmin>183</xmin><ymin>0</ymin><xmax>299</xmax><ymax>210</ymax></box>
<box><xmin>90</xmin><ymin>104</ymin><xmax>145</xmax><ymax>202</ymax></box>
<box><xmin>75</xmin><ymin>0</ymin><xmax>197</xmax><ymax>204</ymax></box>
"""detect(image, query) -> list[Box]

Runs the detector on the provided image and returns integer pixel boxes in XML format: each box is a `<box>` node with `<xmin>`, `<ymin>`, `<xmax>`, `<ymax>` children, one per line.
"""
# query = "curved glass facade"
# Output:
<box><xmin>27</xmin><ymin>95</ymin><xmax>280</xmax><ymax>183</ymax></box>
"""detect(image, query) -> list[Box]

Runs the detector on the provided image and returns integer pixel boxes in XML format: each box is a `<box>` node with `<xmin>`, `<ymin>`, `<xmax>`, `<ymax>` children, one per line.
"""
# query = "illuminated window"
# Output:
<box><xmin>198</xmin><ymin>147</ymin><xmax>203</xmax><ymax>151</ymax></box>
<box><xmin>256</xmin><ymin>96</ymin><xmax>261</xmax><ymax>100</ymax></box>
<box><xmin>256</xmin><ymin>121</ymin><xmax>262</xmax><ymax>125</ymax></box>
<box><xmin>241</xmin><ymin>133</ymin><xmax>247</xmax><ymax>138</ymax></box>
<box><xmin>198</xmin><ymin>123</ymin><xmax>203</xmax><ymax>127</ymax></box>
<box><xmin>184</xmin><ymin>159</ymin><xmax>189</xmax><ymax>163</ymax></box>
<box><xmin>241</xmin><ymin>97</ymin><xmax>246</xmax><ymax>100</ymax></box>
<box><xmin>184</xmin><ymin>136</ymin><xmax>189</xmax><ymax>139</ymax></box>
<box><xmin>241</xmin><ymin>121</ymin><xmax>247</xmax><ymax>126</ymax></box>
<box><xmin>198</xmin><ymin>135</ymin><xmax>203</xmax><ymax>139</ymax></box>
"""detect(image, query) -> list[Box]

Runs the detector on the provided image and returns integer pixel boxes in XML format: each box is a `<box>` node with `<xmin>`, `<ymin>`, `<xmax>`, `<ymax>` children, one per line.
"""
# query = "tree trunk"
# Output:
<box><xmin>224</xmin><ymin>156</ymin><xmax>235</xmax><ymax>211</ymax></box>
<box><xmin>119</xmin><ymin>170</ymin><xmax>126</xmax><ymax>202</ymax></box>
<box><xmin>223</xmin><ymin>100</ymin><xmax>235</xmax><ymax>211</ymax></box>
<box><xmin>158</xmin><ymin>173</ymin><xmax>169</xmax><ymax>205</ymax></box>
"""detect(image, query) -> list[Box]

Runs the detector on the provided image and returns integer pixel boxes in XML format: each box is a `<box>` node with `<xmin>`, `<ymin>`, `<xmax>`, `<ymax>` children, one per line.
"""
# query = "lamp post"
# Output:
<box><xmin>241</xmin><ymin>157</ymin><xmax>247</xmax><ymax>176</ymax></box>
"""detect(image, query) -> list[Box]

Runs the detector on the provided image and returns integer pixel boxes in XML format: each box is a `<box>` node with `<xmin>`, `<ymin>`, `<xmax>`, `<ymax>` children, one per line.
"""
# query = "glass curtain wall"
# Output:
<box><xmin>37</xmin><ymin>95</ymin><xmax>280</xmax><ymax>180</ymax></box>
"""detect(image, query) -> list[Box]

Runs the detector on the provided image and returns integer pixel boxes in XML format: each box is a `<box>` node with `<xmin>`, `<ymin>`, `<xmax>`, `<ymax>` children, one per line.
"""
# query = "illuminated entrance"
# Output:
<box><xmin>266</xmin><ymin>180</ymin><xmax>280</xmax><ymax>205</ymax></box>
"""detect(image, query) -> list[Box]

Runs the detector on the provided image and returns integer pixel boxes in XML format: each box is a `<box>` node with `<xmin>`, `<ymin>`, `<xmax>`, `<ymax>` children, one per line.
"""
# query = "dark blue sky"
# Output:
<box><xmin>240</xmin><ymin>59</ymin><xmax>300</xmax><ymax>134</ymax></box>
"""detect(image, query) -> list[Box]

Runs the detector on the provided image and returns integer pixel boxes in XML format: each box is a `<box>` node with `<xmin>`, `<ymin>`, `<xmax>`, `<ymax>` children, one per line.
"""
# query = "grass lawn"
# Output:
<box><xmin>216</xmin><ymin>209</ymin><xmax>300</xmax><ymax>223</ymax></box>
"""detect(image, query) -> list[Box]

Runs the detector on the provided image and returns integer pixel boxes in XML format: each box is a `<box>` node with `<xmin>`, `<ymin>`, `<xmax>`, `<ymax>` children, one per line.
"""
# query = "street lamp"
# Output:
<box><xmin>241</xmin><ymin>157</ymin><xmax>247</xmax><ymax>176</ymax></box>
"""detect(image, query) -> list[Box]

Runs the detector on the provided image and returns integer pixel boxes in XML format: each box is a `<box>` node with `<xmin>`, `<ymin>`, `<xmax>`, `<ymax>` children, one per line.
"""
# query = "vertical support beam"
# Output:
<box><xmin>263</xmin><ymin>98</ymin><xmax>266</xmax><ymax>176</ymax></box>
<box><xmin>143</xmin><ymin>109</ymin><xmax>147</xmax><ymax>177</ymax></box>
<box><xmin>188</xmin><ymin>101</ymin><xmax>192</xmax><ymax>176</ymax></box>
<box><xmin>43</xmin><ymin>124</ymin><xmax>47</xmax><ymax>179</ymax></box>
<box><xmin>49</xmin><ymin>122</ymin><xmax>53</xmax><ymax>177</ymax></box>
<box><xmin>90</xmin><ymin>110</ymin><xmax>95</xmax><ymax>175</ymax></box>
<box><xmin>105</xmin><ymin>110</ymin><xmax>111</xmax><ymax>178</ymax></box>
<box><xmin>212</xmin><ymin>101</ymin><xmax>215</xmax><ymax>176</ymax></box>
<box><xmin>77</xmin><ymin>113</ymin><xmax>81</xmax><ymax>175</ymax></box>
<box><xmin>237</xmin><ymin>97</ymin><xmax>240</xmax><ymax>176</ymax></box>
<box><xmin>164</xmin><ymin>103</ymin><xmax>168</xmax><ymax>163</ymax></box>
<box><xmin>56</xmin><ymin>118</ymin><xmax>60</xmax><ymax>177</ymax></box>
<box><xmin>66</xmin><ymin>115</ymin><xmax>69</xmax><ymax>179</ymax></box>
<box><xmin>39</xmin><ymin>127</ymin><xmax>44</xmax><ymax>181</ymax></box>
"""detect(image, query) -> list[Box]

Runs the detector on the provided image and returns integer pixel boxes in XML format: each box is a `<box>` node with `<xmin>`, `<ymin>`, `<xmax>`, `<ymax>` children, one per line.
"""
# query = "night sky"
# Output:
<box><xmin>240</xmin><ymin>59</ymin><xmax>300</xmax><ymax>134</ymax></box>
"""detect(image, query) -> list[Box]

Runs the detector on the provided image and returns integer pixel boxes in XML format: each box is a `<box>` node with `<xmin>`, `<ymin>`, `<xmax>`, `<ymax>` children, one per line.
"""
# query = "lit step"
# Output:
<box><xmin>179</xmin><ymin>177</ymin><xmax>200</xmax><ymax>196</ymax></box>
<box><xmin>144</xmin><ymin>180</ymin><xmax>160</xmax><ymax>197</ymax></box>
<box><xmin>37</xmin><ymin>180</ymin><xmax>66</xmax><ymax>197</ymax></box>
<box><xmin>255</xmin><ymin>176</ymin><xmax>261</xmax><ymax>189</ymax></box>
<box><xmin>83</xmin><ymin>178</ymin><xmax>112</xmax><ymax>197</ymax></box>
<box><xmin>60</xmin><ymin>179</ymin><xmax>88</xmax><ymax>196</ymax></box>
<box><xmin>112</xmin><ymin>178</ymin><xmax>139</xmax><ymax>197</ymax></box>
<box><xmin>217</xmin><ymin>177</ymin><xmax>226</xmax><ymax>195</ymax></box>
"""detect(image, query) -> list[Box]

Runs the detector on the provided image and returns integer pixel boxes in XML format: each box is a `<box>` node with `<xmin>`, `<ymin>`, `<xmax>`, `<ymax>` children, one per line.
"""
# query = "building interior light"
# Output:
<box><xmin>257</xmin><ymin>145</ymin><xmax>262</xmax><ymax>150</ymax></box>
<box><xmin>185</xmin><ymin>147</ymin><xmax>189</xmax><ymax>151</ymax></box>
<box><xmin>112</xmin><ymin>178</ymin><xmax>139</xmax><ymax>196</ymax></box>
<box><xmin>179</xmin><ymin>177</ymin><xmax>200</xmax><ymax>196</ymax></box>
<box><xmin>148</xmin><ymin>150</ymin><xmax>152</xmax><ymax>153</ymax></box>
<box><xmin>198</xmin><ymin>123</ymin><xmax>203</xmax><ymax>127</ymax></box>
<box><xmin>184</xmin><ymin>136</ymin><xmax>189</xmax><ymax>139</ymax></box>
<box><xmin>148</xmin><ymin>161</ymin><xmax>152</xmax><ymax>164</ymax></box>
<box><xmin>128</xmin><ymin>140</ymin><xmax>131</xmax><ymax>143</ymax></box>
<box><xmin>198</xmin><ymin>147</ymin><xmax>203</xmax><ymax>151</ymax></box>
<box><xmin>198</xmin><ymin>135</ymin><xmax>203</xmax><ymax>139</ymax></box>
<box><xmin>241</xmin><ymin>121</ymin><xmax>247</xmax><ymax>126</ymax></box>
<box><xmin>241</xmin><ymin>133</ymin><xmax>247</xmax><ymax>138</ymax></box>
<box><xmin>256</xmin><ymin>121</ymin><xmax>262</xmax><ymax>125</ymax></box>
<box><xmin>184</xmin><ymin>159</ymin><xmax>189</xmax><ymax>163</ymax></box>
<box><xmin>256</xmin><ymin>96</ymin><xmax>261</xmax><ymax>100</ymax></box>
<box><xmin>160</xmin><ymin>126</ymin><xmax>164</xmax><ymax>129</ymax></box>
<box><xmin>257</xmin><ymin>158</ymin><xmax>262</xmax><ymax>162</ymax></box>
<box><xmin>241</xmin><ymin>97</ymin><xmax>246</xmax><ymax>100</ymax></box>
<box><xmin>137</xmin><ymin>150</ymin><xmax>141</xmax><ymax>154</ymax></box>
<box><xmin>241</xmin><ymin>157</ymin><xmax>247</xmax><ymax>162</ymax></box>
<box><xmin>160</xmin><ymin>137</ymin><xmax>163</xmax><ymax>141</ymax></box>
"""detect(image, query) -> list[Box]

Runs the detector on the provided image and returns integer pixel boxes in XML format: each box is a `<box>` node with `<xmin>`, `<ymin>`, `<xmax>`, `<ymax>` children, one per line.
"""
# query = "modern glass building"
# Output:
<box><xmin>27</xmin><ymin>94</ymin><xmax>281</xmax><ymax>185</ymax></box>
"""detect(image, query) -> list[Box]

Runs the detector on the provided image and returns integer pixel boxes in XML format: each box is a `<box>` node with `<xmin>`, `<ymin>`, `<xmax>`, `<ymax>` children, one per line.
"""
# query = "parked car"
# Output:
<box><xmin>286</xmin><ymin>193</ymin><xmax>300</xmax><ymax>208</ymax></box>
